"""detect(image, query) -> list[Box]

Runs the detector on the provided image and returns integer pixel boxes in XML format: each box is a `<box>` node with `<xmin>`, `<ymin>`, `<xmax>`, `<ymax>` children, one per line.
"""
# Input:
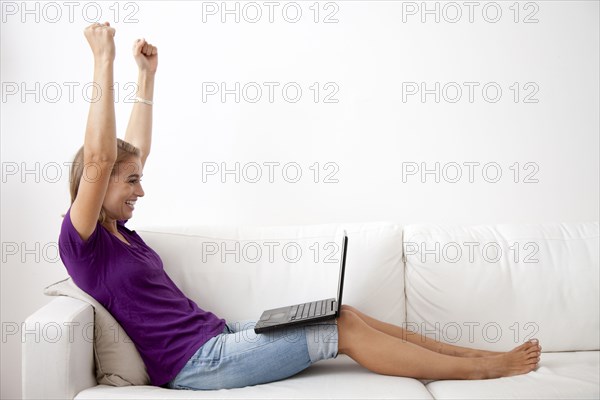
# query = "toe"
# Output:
<box><xmin>526</xmin><ymin>357</ymin><xmax>539</xmax><ymax>366</ymax></box>
<box><xmin>526</xmin><ymin>347</ymin><xmax>540</xmax><ymax>356</ymax></box>
<box><xmin>517</xmin><ymin>341</ymin><xmax>536</xmax><ymax>351</ymax></box>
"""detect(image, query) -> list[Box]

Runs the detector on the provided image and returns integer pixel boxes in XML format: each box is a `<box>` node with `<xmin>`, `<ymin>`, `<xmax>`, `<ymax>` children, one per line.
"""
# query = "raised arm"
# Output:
<box><xmin>124</xmin><ymin>38</ymin><xmax>158</xmax><ymax>169</ymax></box>
<box><xmin>70</xmin><ymin>22</ymin><xmax>118</xmax><ymax>241</ymax></box>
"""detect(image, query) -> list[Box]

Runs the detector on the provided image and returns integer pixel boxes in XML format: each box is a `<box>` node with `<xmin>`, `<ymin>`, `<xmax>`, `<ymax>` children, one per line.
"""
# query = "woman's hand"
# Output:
<box><xmin>83</xmin><ymin>22</ymin><xmax>116</xmax><ymax>62</ymax></box>
<box><xmin>133</xmin><ymin>38</ymin><xmax>158</xmax><ymax>74</ymax></box>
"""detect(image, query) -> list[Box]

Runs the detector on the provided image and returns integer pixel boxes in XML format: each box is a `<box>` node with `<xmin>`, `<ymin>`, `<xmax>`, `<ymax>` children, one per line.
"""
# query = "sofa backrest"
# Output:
<box><xmin>137</xmin><ymin>222</ymin><xmax>405</xmax><ymax>327</ymax></box>
<box><xmin>403</xmin><ymin>222</ymin><xmax>600</xmax><ymax>352</ymax></box>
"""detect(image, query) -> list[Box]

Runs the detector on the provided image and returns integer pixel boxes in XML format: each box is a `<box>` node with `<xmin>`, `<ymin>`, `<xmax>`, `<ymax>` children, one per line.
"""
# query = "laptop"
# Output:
<box><xmin>254</xmin><ymin>231</ymin><xmax>348</xmax><ymax>334</ymax></box>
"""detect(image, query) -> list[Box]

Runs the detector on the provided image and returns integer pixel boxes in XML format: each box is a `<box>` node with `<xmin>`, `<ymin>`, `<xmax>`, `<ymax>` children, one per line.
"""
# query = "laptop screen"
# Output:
<box><xmin>335</xmin><ymin>231</ymin><xmax>348</xmax><ymax>315</ymax></box>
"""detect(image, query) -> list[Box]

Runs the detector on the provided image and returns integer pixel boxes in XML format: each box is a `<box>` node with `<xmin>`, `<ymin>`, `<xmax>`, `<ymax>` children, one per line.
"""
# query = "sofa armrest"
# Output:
<box><xmin>22</xmin><ymin>296</ymin><xmax>97</xmax><ymax>400</ymax></box>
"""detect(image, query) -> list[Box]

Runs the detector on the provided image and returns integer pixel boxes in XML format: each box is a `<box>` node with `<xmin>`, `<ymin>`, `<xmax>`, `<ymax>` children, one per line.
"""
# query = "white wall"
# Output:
<box><xmin>1</xmin><ymin>1</ymin><xmax>598</xmax><ymax>398</ymax></box>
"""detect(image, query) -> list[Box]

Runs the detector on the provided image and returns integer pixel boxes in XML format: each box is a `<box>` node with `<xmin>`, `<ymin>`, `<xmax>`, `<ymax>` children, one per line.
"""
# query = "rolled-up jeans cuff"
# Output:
<box><xmin>304</xmin><ymin>320</ymin><xmax>339</xmax><ymax>363</ymax></box>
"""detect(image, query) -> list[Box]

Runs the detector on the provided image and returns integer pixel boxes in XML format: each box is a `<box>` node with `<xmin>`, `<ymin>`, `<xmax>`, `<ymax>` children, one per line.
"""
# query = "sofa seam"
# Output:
<box><xmin>136</xmin><ymin>224</ymin><xmax>402</xmax><ymax>242</ymax></box>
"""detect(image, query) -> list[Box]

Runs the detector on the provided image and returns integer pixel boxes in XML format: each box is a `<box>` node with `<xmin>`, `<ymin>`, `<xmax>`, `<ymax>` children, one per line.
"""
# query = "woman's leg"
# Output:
<box><xmin>169</xmin><ymin>320</ymin><xmax>334</xmax><ymax>390</ymax></box>
<box><xmin>341</xmin><ymin>305</ymin><xmax>522</xmax><ymax>357</ymax></box>
<box><xmin>336</xmin><ymin>308</ymin><xmax>541</xmax><ymax>380</ymax></box>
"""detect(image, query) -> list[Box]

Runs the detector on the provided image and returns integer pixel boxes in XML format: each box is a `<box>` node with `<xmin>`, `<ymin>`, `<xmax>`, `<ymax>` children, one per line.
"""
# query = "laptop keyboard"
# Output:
<box><xmin>290</xmin><ymin>300</ymin><xmax>330</xmax><ymax>321</ymax></box>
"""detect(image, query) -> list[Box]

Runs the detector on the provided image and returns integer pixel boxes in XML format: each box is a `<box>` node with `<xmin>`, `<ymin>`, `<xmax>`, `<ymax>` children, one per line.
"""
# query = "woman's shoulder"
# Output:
<box><xmin>59</xmin><ymin>206</ymin><xmax>106</xmax><ymax>257</ymax></box>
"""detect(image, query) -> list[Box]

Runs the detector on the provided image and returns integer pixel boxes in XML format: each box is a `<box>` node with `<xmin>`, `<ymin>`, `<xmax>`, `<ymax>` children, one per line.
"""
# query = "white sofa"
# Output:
<box><xmin>23</xmin><ymin>221</ymin><xmax>600</xmax><ymax>399</ymax></box>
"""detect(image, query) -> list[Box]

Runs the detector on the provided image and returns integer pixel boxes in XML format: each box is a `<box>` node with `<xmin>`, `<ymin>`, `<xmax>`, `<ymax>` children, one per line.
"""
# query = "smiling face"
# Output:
<box><xmin>102</xmin><ymin>156</ymin><xmax>145</xmax><ymax>223</ymax></box>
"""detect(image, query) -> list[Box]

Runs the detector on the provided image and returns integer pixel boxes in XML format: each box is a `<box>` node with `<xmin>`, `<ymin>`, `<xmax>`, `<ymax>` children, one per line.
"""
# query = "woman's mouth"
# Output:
<box><xmin>125</xmin><ymin>200</ymin><xmax>136</xmax><ymax>210</ymax></box>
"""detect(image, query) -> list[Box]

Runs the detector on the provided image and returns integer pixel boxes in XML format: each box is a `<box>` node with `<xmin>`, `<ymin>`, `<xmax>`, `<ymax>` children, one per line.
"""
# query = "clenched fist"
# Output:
<box><xmin>84</xmin><ymin>22</ymin><xmax>116</xmax><ymax>61</ymax></box>
<box><xmin>133</xmin><ymin>38</ymin><xmax>158</xmax><ymax>74</ymax></box>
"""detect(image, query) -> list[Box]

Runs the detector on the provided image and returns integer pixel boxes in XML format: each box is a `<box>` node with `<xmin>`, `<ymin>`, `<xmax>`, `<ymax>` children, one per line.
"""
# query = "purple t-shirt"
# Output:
<box><xmin>58</xmin><ymin>206</ymin><xmax>226</xmax><ymax>386</ymax></box>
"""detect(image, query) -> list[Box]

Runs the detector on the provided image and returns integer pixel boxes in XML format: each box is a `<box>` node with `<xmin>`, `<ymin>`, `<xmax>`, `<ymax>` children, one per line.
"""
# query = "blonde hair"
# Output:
<box><xmin>68</xmin><ymin>139</ymin><xmax>141</xmax><ymax>224</ymax></box>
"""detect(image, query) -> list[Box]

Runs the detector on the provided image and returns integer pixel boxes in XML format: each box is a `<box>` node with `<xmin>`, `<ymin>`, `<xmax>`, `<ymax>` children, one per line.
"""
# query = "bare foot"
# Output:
<box><xmin>471</xmin><ymin>339</ymin><xmax>541</xmax><ymax>379</ymax></box>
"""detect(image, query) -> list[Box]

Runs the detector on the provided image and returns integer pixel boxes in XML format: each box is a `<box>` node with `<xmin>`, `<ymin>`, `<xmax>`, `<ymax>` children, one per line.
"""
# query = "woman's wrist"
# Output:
<box><xmin>94</xmin><ymin>57</ymin><xmax>114</xmax><ymax>68</ymax></box>
<box><xmin>138</xmin><ymin>69</ymin><xmax>156</xmax><ymax>80</ymax></box>
<box><xmin>136</xmin><ymin>71</ymin><xmax>155</xmax><ymax>100</ymax></box>
<box><xmin>135</xmin><ymin>95</ymin><xmax>154</xmax><ymax>105</ymax></box>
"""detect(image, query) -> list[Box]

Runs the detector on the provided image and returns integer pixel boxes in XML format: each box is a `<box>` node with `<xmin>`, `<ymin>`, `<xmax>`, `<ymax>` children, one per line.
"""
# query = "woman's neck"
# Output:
<box><xmin>101</xmin><ymin>220</ymin><xmax>118</xmax><ymax>235</ymax></box>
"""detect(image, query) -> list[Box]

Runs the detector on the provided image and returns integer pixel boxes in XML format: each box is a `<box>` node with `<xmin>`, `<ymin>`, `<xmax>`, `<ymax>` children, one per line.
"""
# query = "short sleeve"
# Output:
<box><xmin>58</xmin><ymin>206</ymin><xmax>101</xmax><ymax>262</ymax></box>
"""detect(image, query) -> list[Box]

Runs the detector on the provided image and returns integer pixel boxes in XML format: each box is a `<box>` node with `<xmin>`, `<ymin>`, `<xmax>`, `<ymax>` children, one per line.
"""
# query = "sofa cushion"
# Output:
<box><xmin>404</xmin><ymin>222</ymin><xmax>599</xmax><ymax>352</ymax></box>
<box><xmin>425</xmin><ymin>351</ymin><xmax>600</xmax><ymax>399</ymax></box>
<box><xmin>43</xmin><ymin>277</ymin><xmax>150</xmax><ymax>386</ymax></box>
<box><xmin>74</xmin><ymin>355</ymin><xmax>434</xmax><ymax>399</ymax></box>
<box><xmin>135</xmin><ymin>222</ymin><xmax>405</xmax><ymax>326</ymax></box>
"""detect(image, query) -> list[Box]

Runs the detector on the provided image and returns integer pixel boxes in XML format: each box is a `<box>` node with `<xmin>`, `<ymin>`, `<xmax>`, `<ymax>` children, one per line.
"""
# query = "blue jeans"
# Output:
<box><xmin>165</xmin><ymin>319</ymin><xmax>339</xmax><ymax>390</ymax></box>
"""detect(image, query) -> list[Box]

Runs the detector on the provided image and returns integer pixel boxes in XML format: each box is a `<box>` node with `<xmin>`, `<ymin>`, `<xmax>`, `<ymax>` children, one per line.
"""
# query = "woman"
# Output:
<box><xmin>58</xmin><ymin>22</ymin><xmax>542</xmax><ymax>391</ymax></box>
